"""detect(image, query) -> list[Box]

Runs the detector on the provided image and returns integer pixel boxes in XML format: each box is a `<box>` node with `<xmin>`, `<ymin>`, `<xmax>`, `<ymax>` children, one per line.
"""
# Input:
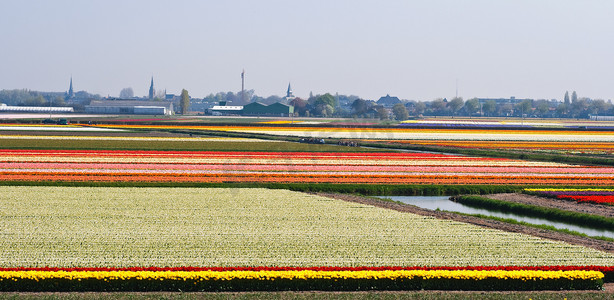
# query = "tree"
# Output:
<box><xmin>588</xmin><ymin>99</ymin><xmax>608</xmax><ymax>116</ymax></box>
<box><xmin>571</xmin><ymin>91</ymin><xmax>578</xmax><ymax>103</ymax></box>
<box><xmin>498</xmin><ymin>103</ymin><xmax>514</xmax><ymax>116</ymax></box>
<box><xmin>24</xmin><ymin>95</ymin><xmax>46</xmax><ymax>106</ymax></box>
<box><xmin>289</xmin><ymin>98</ymin><xmax>308</xmax><ymax>116</ymax></box>
<box><xmin>564</xmin><ymin>91</ymin><xmax>570</xmax><ymax>105</ymax></box>
<box><xmin>570</xmin><ymin>97</ymin><xmax>589</xmax><ymax>118</ymax></box>
<box><xmin>448</xmin><ymin>97</ymin><xmax>464</xmax><ymax>116</ymax></box>
<box><xmin>311</xmin><ymin>93</ymin><xmax>337</xmax><ymax>116</ymax></box>
<box><xmin>351</xmin><ymin>99</ymin><xmax>370</xmax><ymax>117</ymax></box>
<box><xmin>482</xmin><ymin>100</ymin><xmax>496</xmax><ymax>116</ymax></box>
<box><xmin>515</xmin><ymin>100</ymin><xmax>533</xmax><ymax>117</ymax></box>
<box><xmin>535</xmin><ymin>100</ymin><xmax>550</xmax><ymax>117</ymax></box>
<box><xmin>429</xmin><ymin>98</ymin><xmax>446</xmax><ymax>115</ymax></box>
<box><xmin>375</xmin><ymin>105</ymin><xmax>388</xmax><ymax>120</ymax></box>
<box><xmin>119</xmin><ymin>88</ymin><xmax>134</xmax><ymax>98</ymax></box>
<box><xmin>463</xmin><ymin>98</ymin><xmax>480</xmax><ymax>116</ymax></box>
<box><xmin>411</xmin><ymin>101</ymin><xmax>426</xmax><ymax>116</ymax></box>
<box><xmin>180</xmin><ymin>89</ymin><xmax>190</xmax><ymax>114</ymax></box>
<box><xmin>392</xmin><ymin>103</ymin><xmax>409</xmax><ymax>121</ymax></box>
<box><xmin>314</xmin><ymin>93</ymin><xmax>337</xmax><ymax>108</ymax></box>
<box><xmin>52</xmin><ymin>96</ymin><xmax>66</xmax><ymax>106</ymax></box>
<box><xmin>556</xmin><ymin>104</ymin><xmax>568</xmax><ymax>118</ymax></box>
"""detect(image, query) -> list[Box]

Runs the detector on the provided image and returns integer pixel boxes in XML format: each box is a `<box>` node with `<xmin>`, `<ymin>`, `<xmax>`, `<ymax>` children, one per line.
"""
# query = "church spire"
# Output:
<box><xmin>286</xmin><ymin>82</ymin><xmax>294</xmax><ymax>98</ymax></box>
<box><xmin>148</xmin><ymin>77</ymin><xmax>154</xmax><ymax>100</ymax></box>
<box><xmin>68</xmin><ymin>76</ymin><xmax>74</xmax><ymax>99</ymax></box>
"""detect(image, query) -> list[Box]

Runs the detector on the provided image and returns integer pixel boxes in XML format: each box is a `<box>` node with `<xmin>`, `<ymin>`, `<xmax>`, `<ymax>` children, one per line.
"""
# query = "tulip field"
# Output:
<box><xmin>376</xmin><ymin>140</ymin><xmax>614</xmax><ymax>155</ymax></box>
<box><xmin>1</xmin><ymin>186</ymin><xmax>612</xmax><ymax>267</ymax></box>
<box><xmin>1</xmin><ymin>149</ymin><xmax>614</xmax><ymax>185</ymax></box>
<box><xmin>82</xmin><ymin>124</ymin><xmax>614</xmax><ymax>142</ymax></box>
<box><xmin>0</xmin><ymin>186</ymin><xmax>611</xmax><ymax>291</ymax></box>
<box><xmin>1</xmin><ymin>122</ymin><xmax>613</xmax><ymax>292</ymax></box>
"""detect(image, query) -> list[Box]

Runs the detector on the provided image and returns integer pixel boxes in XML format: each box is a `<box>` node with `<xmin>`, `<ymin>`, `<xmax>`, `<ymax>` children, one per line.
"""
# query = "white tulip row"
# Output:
<box><xmin>0</xmin><ymin>186</ymin><xmax>612</xmax><ymax>268</ymax></box>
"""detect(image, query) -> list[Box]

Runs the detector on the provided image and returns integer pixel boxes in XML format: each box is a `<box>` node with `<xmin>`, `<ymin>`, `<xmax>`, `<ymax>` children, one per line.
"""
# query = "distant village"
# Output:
<box><xmin>1</xmin><ymin>76</ymin><xmax>613</xmax><ymax>121</ymax></box>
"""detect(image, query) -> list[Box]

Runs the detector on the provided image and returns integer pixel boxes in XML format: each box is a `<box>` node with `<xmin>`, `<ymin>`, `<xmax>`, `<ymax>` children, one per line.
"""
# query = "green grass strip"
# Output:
<box><xmin>455</xmin><ymin>195</ymin><xmax>614</xmax><ymax>230</ymax></box>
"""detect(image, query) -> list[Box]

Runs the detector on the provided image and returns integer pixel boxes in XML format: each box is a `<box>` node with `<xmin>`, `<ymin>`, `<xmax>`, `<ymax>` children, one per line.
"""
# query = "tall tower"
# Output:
<box><xmin>286</xmin><ymin>82</ymin><xmax>294</xmax><ymax>98</ymax></box>
<box><xmin>148</xmin><ymin>77</ymin><xmax>154</xmax><ymax>100</ymax></box>
<box><xmin>241</xmin><ymin>69</ymin><xmax>246</xmax><ymax>103</ymax></box>
<box><xmin>68</xmin><ymin>77</ymin><xmax>74</xmax><ymax>99</ymax></box>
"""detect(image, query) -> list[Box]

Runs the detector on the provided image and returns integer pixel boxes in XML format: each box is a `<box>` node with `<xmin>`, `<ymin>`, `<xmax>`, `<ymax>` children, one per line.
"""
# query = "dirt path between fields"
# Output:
<box><xmin>317</xmin><ymin>193</ymin><xmax>614</xmax><ymax>253</ymax></box>
<box><xmin>486</xmin><ymin>193</ymin><xmax>614</xmax><ymax>218</ymax></box>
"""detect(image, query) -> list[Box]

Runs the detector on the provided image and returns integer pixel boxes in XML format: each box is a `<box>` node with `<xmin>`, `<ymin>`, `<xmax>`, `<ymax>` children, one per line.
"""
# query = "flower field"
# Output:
<box><xmin>1</xmin><ymin>149</ymin><xmax>614</xmax><ymax>185</ymax></box>
<box><xmin>376</xmin><ymin>139</ymin><xmax>614</xmax><ymax>155</ymax></box>
<box><xmin>2</xmin><ymin>123</ymin><xmax>614</xmax><ymax>292</ymax></box>
<box><xmin>87</xmin><ymin>124</ymin><xmax>614</xmax><ymax>142</ymax></box>
<box><xmin>1</xmin><ymin>186</ymin><xmax>613</xmax><ymax>268</ymax></box>
<box><xmin>526</xmin><ymin>188</ymin><xmax>614</xmax><ymax>205</ymax></box>
<box><xmin>0</xmin><ymin>186</ymin><xmax>612</xmax><ymax>290</ymax></box>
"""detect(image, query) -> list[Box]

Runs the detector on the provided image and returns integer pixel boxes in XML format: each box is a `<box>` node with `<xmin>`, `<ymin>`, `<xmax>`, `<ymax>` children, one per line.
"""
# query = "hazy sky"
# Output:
<box><xmin>1</xmin><ymin>0</ymin><xmax>613</xmax><ymax>101</ymax></box>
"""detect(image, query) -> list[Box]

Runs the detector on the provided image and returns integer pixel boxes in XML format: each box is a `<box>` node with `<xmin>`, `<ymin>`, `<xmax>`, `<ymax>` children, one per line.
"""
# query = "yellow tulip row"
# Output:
<box><xmin>0</xmin><ymin>269</ymin><xmax>603</xmax><ymax>281</ymax></box>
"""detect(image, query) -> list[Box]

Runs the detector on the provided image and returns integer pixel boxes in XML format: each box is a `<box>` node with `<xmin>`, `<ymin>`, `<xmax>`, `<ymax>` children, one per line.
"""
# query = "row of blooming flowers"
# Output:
<box><xmin>0</xmin><ymin>268</ymin><xmax>605</xmax><ymax>291</ymax></box>
<box><xmin>84</xmin><ymin>124</ymin><xmax>614</xmax><ymax>142</ymax></box>
<box><xmin>4</xmin><ymin>265</ymin><xmax>611</xmax><ymax>278</ymax></box>
<box><xmin>374</xmin><ymin>139</ymin><xmax>614</xmax><ymax>155</ymax></box>
<box><xmin>1</xmin><ymin>150</ymin><xmax>614</xmax><ymax>185</ymax></box>
<box><xmin>525</xmin><ymin>188</ymin><xmax>614</xmax><ymax>205</ymax></box>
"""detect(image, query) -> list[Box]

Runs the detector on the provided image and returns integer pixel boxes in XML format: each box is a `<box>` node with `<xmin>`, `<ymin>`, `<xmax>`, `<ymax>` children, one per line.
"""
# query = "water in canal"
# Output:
<box><xmin>379</xmin><ymin>196</ymin><xmax>614</xmax><ymax>239</ymax></box>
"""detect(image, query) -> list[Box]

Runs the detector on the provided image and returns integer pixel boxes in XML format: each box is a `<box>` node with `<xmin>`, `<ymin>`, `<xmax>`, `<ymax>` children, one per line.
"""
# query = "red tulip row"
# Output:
<box><xmin>557</xmin><ymin>195</ymin><xmax>614</xmax><ymax>205</ymax></box>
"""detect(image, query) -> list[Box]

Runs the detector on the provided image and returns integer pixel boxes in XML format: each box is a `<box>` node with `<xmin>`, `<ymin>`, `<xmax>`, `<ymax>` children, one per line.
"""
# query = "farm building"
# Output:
<box><xmin>0</xmin><ymin>103</ymin><xmax>74</xmax><ymax>113</ymax></box>
<box><xmin>85</xmin><ymin>100</ymin><xmax>173</xmax><ymax>115</ymax></box>
<box><xmin>377</xmin><ymin>94</ymin><xmax>402</xmax><ymax>108</ymax></box>
<box><xmin>242</xmin><ymin>102</ymin><xmax>294</xmax><ymax>116</ymax></box>
<box><xmin>209</xmin><ymin>105</ymin><xmax>244</xmax><ymax>116</ymax></box>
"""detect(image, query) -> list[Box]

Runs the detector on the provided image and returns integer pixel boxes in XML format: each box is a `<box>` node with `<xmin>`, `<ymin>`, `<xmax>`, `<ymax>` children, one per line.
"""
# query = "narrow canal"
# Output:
<box><xmin>379</xmin><ymin>196</ymin><xmax>614</xmax><ymax>239</ymax></box>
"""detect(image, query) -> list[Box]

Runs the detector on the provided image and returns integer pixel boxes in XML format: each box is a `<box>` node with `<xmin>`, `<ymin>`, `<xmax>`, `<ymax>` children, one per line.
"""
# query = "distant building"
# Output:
<box><xmin>591</xmin><ymin>115</ymin><xmax>614</xmax><ymax>121</ymax></box>
<box><xmin>148</xmin><ymin>77</ymin><xmax>155</xmax><ymax>100</ymax></box>
<box><xmin>85</xmin><ymin>100</ymin><xmax>173</xmax><ymax>115</ymax></box>
<box><xmin>209</xmin><ymin>104</ymin><xmax>243</xmax><ymax>116</ymax></box>
<box><xmin>0</xmin><ymin>103</ymin><xmax>74</xmax><ymax>113</ymax></box>
<box><xmin>476</xmin><ymin>96</ymin><xmax>532</xmax><ymax>105</ymax></box>
<box><xmin>285</xmin><ymin>82</ymin><xmax>295</xmax><ymax>102</ymax></box>
<box><xmin>243</xmin><ymin>102</ymin><xmax>294</xmax><ymax>116</ymax></box>
<box><xmin>377</xmin><ymin>94</ymin><xmax>401</xmax><ymax>108</ymax></box>
<box><xmin>67</xmin><ymin>77</ymin><xmax>74</xmax><ymax>99</ymax></box>
<box><xmin>206</xmin><ymin>101</ymin><xmax>294</xmax><ymax>116</ymax></box>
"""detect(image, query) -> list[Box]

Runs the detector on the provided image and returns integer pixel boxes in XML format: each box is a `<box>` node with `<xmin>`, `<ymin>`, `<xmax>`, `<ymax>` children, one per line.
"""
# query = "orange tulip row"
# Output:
<box><xmin>2</xmin><ymin>171</ymin><xmax>613</xmax><ymax>185</ymax></box>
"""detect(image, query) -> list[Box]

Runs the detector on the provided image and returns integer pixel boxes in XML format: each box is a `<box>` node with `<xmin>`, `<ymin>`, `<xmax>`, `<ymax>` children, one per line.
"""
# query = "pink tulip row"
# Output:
<box><xmin>0</xmin><ymin>162</ymin><xmax>613</xmax><ymax>174</ymax></box>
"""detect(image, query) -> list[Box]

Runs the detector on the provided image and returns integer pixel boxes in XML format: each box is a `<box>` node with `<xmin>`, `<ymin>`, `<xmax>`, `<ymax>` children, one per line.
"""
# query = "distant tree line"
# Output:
<box><xmin>195</xmin><ymin>90</ymin><xmax>613</xmax><ymax>119</ymax></box>
<box><xmin>348</xmin><ymin>92</ymin><xmax>614</xmax><ymax>120</ymax></box>
<box><xmin>3</xmin><ymin>87</ymin><xmax>613</xmax><ymax>120</ymax></box>
<box><xmin>0</xmin><ymin>89</ymin><xmax>101</xmax><ymax>106</ymax></box>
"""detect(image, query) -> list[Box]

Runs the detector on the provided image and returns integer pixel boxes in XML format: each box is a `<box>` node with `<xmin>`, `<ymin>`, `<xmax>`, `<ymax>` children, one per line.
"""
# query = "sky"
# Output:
<box><xmin>1</xmin><ymin>0</ymin><xmax>613</xmax><ymax>101</ymax></box>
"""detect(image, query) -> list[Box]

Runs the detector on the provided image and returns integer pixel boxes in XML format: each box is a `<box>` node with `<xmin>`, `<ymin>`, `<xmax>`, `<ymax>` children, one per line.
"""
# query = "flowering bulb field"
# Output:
<box><xmin>525</xmin><ymin>188</ymin><xmax>614</xmax><ymax>205</ymax></box>
<box><xmin>0</xmin><ymin>186</ymin><xmax>611</xmax><ymax>291</ymax></box>
<box><xmin>376</xmin><ymin>140</ymin><xmax>614</xmax><ymax>155</ymax></box>
<box><xmin>2</xmin><ymin>123</ymin><xmax>614</xmax><ymax>292</ymax></box>
<box><xmin>1</xmin><ymin>186</ymin><xmax>612</xmax><ymax>268</ymax></box>
<box><xmin>1</xmin><ymin>149</ymin><xmax>614</xmax><ymax>185</ymax></box>
<box><xmin>86</xmin><ymin>124</ymin><xmax>614</xmax><ymax>142</ymax></box>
